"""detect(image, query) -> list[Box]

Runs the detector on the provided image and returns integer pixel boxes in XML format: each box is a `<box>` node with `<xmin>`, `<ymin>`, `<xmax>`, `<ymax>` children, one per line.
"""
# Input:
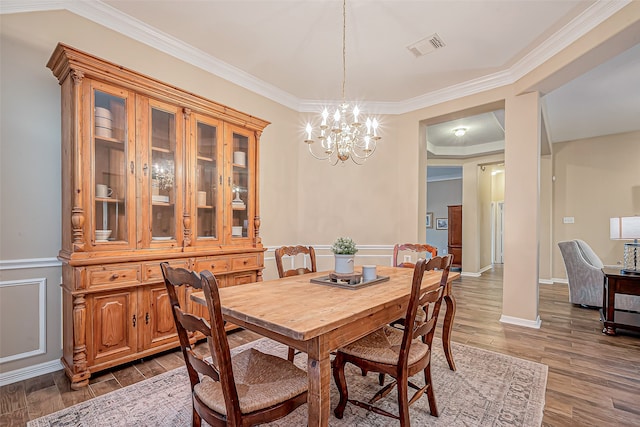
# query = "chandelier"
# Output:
<box><xmin>304</xmin><ymin>0</ymin><xmax>380</xmax><ymax>165</ymax></box>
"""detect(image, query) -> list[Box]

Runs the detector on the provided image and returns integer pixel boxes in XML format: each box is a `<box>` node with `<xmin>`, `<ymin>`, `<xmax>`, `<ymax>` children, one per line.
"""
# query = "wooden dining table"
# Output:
<box><xmin>191</xmin><ymin>266</ymin><xmax>460</xmax><ymax>427</ymax></box>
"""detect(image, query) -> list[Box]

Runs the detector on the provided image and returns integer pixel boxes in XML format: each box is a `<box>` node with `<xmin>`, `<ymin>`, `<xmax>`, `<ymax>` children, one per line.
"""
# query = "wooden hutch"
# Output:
<box><xmin>47</xmin><ymin>44</ymin><xmax>269</xmax><ymax>389</ymax></box>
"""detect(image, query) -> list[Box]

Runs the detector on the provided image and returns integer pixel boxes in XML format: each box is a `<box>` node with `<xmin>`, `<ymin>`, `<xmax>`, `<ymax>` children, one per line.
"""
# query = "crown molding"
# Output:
<box><xmin>426</xmin><ymin>140</ymin><xmax>505</xmax><ymax>158</ymax></box>
<box><xmin>1</xmin><ymin>0</ymin><xmax>627</xmax><ymax>115</ymax></box>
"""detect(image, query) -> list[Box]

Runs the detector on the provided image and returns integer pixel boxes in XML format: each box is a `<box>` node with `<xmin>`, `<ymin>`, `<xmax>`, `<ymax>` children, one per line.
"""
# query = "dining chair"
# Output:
<box><xmin>393</xmin><ymin>243</ymin><xmax>438</xmax><ymax>268</ymax></box>
<box><xmin>332</xmin><ymin>256</ymin><xmax>452</xmax><ymax>426</ymax></box>
<box><xmin>393</xmin><ymin>245</ymin><xmax>457</xmax><ymax>371</ymax></box>
<box><xmin>160</xmin><ymin>263</ymin><xmax>308</xmax><ymax>427</ymax></box>
<box><xmin>274</xmin><ymin>245</ymin><xmax>317</xmax><ymax>278</ymax></box>
<box><xmin>274</xmin><ymin>245</ymin><xmax>317</xmax><ymax>361</ymax></box>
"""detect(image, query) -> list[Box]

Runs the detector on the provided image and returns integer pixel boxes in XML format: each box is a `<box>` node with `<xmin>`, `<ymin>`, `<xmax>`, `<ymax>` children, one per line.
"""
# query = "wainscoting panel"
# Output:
<box><xmin>0</xmin><ymin>278</ymin><xmax>46</xmax><ymax>363</ymax></box>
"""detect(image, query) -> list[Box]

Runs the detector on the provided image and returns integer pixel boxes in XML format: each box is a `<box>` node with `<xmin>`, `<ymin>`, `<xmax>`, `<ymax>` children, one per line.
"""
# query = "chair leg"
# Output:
<box><xmin>378</xmin><ymin>372</ymin><xmax>385</xmax><ymax>386</ymax></box>
<box><xmin>192</xmin><ymin>406</ymin><xmax>201</xmax><ymax>427</ymax></box>
<box><xmin>397</xmin><ymin>372</ymin><xmax>410</xmax><ymax>427</ymax></box>
<box><xmin>442</xmin><ymin>293</ymin><xmax>457</xmax><ymax>371</ymax></box>
<box><xmin>424</xmin><ymin>364</ymin><xmax>439</xmax><ymax>417</ymax></box>
<box><xmin>332</xmin><ymin>353</ymin><xmax>349</xmax><ymax>419</ymax></box>
<box><xmin>287</xmin><ymin>346</ymin><xmax>295</xmax><ymax>362</ymax></box>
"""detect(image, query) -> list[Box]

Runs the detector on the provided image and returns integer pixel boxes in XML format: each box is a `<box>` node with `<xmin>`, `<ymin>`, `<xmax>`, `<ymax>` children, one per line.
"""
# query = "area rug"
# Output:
<box><xmin>28</xmin><ymin>338</ymin><xmax>547</xmax><ymax>426</ymax></box>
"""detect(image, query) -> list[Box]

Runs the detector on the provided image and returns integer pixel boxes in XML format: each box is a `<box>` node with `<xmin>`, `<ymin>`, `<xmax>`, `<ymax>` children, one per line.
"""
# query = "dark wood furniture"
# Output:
<box><xmin>48</xmin><ymin>44</ymin><xmax>268</xmax><ymax>388</ymax></box>
<box><xmin>190</xmin><ymin>266</ymin><xmax>460</xmax><ymax>427</ymax></box>
<box><xmin>274</xmin><ymin>245</ymin><xmax>317</xmax><ymax>361</ymax></box>
<box><xmin>274</xmin><ymin>245</ymin><xmax>317</xmax><ymax>278</ymax></box>
<box><xmin>332</xmin><ymin>257</ymin><xmax>451</xmax><ymax>425</ymax></box>
<box><xmin>448</xmin><ymin>205</ymin><xmax>462</xmax><ymax>269</ymax></box>
<box><xmin>393</xmin><ymin>246</ymin><xmax>457</xmax><ymax>371</ymax></box>
<box><xmin>602</xmin><ymin>267</ymin><xmax>640</xmax><ymax>335</ymax></box>
<box><xmin>161</xmin><ymin>263</ymin><xmax>308</xmax><ymax>427</ymax></box>
<box><xmin>393</xmin><ymin>243</ymin><xmax>438</xmax><ymax>268</ymax></box>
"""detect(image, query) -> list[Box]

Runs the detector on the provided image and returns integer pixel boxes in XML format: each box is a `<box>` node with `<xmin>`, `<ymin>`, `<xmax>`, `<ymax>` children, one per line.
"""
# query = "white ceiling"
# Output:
<box><xmin>3</xmin><ymin>0</ymin><xmax>638</xmax><ymax>156</ymax></box>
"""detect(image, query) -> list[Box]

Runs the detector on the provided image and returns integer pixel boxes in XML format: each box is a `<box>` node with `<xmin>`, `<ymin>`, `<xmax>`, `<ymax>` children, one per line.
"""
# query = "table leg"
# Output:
<box><xmin>603</xmin><ymin>277</ymin><xmax>617</xmax><ymax>336</ymax></box>
<box><xmin>442</xmin><ymin>293</ymin><xmax>457</xmax><ymax>371</ymax></box>
<box><xmin>307</xmin><ymin>336</ymin><xmax>331</xmax><ymax>427</ymax></box>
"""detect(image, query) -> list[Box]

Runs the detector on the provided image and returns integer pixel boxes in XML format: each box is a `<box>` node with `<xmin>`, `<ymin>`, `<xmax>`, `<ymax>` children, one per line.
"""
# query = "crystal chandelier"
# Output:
<box><xmin>304</xmin><ymin>0</ymin><xmax>380</xmax><ymax>165</ymax></box>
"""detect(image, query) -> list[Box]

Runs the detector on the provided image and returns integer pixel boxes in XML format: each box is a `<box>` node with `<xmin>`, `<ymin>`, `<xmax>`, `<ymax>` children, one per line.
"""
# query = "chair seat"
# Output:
<box><xmin>340</xmin><ymin>325</ymin><xmax>429</xmax><ymax>365</ymax></box>
<box><xmin>194</xmin><ymin>348</ymin><xmax>308</xmax><ymax>415</ymax></box>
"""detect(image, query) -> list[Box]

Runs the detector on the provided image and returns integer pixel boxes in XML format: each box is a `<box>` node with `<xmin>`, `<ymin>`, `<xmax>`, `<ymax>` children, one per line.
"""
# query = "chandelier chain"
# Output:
<box><xmin>342</xmin><ymin>0</ymin><xmax>346</xmax><ymax>101</ymax></box>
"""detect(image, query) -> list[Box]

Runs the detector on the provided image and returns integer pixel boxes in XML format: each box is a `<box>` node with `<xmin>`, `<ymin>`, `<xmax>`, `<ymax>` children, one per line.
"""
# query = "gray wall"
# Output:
<box><xmin>426</xmin><ymin>178</ymin><xmax>462</xmax><ymax>255</ymax></box>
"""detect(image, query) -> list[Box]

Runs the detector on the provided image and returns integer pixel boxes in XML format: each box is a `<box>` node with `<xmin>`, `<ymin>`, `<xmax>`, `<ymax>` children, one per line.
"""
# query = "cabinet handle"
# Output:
<box><xmin>143</xmin><ymin>163</ymin><xmax>148</xmax><ymax>176</ymax></box>
<box><xmin>219</xmin><ymin>175</ymin><xmax>222</xmax><ymax>185</ymax></box>
<box><xmin>130</xmin><ymin>161</ymin><xmax>134</xmax><ymax>174</ymax></box>
<box><xmin>132</xmin><ymin>314</ymin><xmax>137</xmax><ymax>327</ymax></box>
<box><xmin>145</xmin><ymin>312</ymin><xmax>150</xmax><ymax>324</ymax></box>
<box><xmin>210</xmin><ymin>264</ymin><xmax>215</xmax><ymax>269</ymax></box>
<box><xmin>111</xmin><ymin>273</ymin><xmax>119</xmax><ymax>280</ymax></box>
<box><xmin>228</xmin><ymin>176</ymin><xmax>231</xmax><ymax>186</ymax></box>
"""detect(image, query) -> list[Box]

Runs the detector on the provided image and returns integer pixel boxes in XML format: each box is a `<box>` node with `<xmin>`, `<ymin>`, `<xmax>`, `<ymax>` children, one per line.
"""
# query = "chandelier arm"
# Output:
<box><xmin>307</xmin><ymin>143</ymin><xmax>334</xmax><ymax>161</ymax></box>
<box><xmin>350</xmin><ymin>142</ymin><xmax>377</xmax><ymax>160</ymax></box>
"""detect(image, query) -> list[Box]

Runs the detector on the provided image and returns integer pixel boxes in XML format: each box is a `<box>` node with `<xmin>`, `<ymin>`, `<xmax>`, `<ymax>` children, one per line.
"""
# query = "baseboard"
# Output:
<box><xmin>499</xmin><ymin>314</ymin><xmax>542</xmax><ymax>329</ymax></box>
<box><xmin>551</xmin><ymin>278</ymin><xmax>568</xmax><ymax>284</ymax></box>
<box><xmin>538</xmin><ymin>279</ymin><xmax>554</xmax><ymax>285</ymax></box>
<box><xmin>0</xmin><ymin>358</ymin><xmax>63</xmax><ymax>386</ymax></box>
<box><xmin>461</xmin><ymin>271</ymin><xmax>481</xmax><ymax>277</ymax></box>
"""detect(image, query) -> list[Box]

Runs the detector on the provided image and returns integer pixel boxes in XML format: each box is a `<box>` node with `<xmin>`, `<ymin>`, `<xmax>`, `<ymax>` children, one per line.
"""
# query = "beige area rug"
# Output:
<box><xmin>28</xmin><ymin>338</ymin><xmax>547</xmax><ymax>426</ymax></box>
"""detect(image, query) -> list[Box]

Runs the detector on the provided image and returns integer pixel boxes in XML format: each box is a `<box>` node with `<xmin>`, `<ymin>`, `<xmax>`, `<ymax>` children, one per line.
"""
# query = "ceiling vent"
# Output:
<box><xmin>407</xmin><ymin>33</ymin><xmax>446</xmax><ymax>58</ymax></box>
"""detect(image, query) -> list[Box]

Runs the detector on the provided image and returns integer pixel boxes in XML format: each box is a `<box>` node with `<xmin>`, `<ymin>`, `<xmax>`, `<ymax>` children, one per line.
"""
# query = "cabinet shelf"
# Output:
<box><xmin>152</xmin><ymin>146</ymin><xmax>172</xmax><ymax>154</ymax></box>
<box><xmin>95</xmin><ymin>135</ymin><xmax>125</xmax><ymax>146</ymax></box>
<box><xmin>96</xmin><ymin>197</ymin><xmax>123</xmax><ymax>203</ymax></box>
<box><xmin>233</xmin><ymin>163</ymin><xmax>247</xmax><ymax>169</ymax></box>
<box><xmin>197</xmin><ymin>155</ymin><xmax>215</xmax><ymax>162</ymax></box>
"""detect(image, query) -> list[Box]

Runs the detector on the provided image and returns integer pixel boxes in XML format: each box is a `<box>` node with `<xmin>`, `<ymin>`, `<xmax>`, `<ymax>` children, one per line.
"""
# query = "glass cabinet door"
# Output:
<box><xmin>193</xmin><ymin>114</ymin><xmax>223</xmax><ymax>243</ymax></box>
<box><xmin>92</xmin><ymin>86</ymin><xmax>130</xmax><ymax>246</ymax></box>
<box><xmin>228</xmin><ymin>126</ymin><xmax>253</xmax><ymax>240</ymax></box>
<box><xmin>147</xmin><ymin>99</ymin><xmax>182</xmax><ymax>244</ymax></box>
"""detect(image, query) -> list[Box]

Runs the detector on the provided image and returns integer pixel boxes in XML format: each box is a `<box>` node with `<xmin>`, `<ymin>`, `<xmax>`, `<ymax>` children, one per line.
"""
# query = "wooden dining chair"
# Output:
<box><xmin>332</xmin><ymin>256</ymin><xmax>452</xmax><ymax>426</ymax></box>
<box><xmin>274</xmin><ymin>245</ymin><xmax>316</xmax><ymax>361</ymax></box>
<box><xmin>274</xmin><ymin>245</ymin><xmax>317</xmax><ymax>278</ymax></box>
<box><xmin>160</xmin><ymin>263</ymin><xmax>308</xmax><ymax>427</ymax></box>
<box><xmin>394</xmin><ymin>245</ymin><xmax>457</xmax><ymax>371</ymax></box>
<box><xmin>393</xmin><ymin>243</ymin><xmax>438</xmax><ymax>268</ymax></box>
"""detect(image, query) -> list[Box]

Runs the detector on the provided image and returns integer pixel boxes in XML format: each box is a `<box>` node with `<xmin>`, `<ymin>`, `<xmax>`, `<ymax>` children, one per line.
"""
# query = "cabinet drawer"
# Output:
<box><xmin>231</xmin><ymin>272</ymin><xmax>256</xmax><ymax>287</ymax></box>
<box><xmin>87</xmin><ymin>265</ymin><xmax>141</xmax><ymax>288</ymax></box>
<box><xmin>231</xmin><ymin>255</ymin><xmax>259</xmax><ymax>271</ymax></box>
<box><xmin>143</xmin><ymin>260</ymin><xmax>190</xmax><ymax>282</ymax></box>
<box><xmin>195</xmin><ymin>258</ymin><xmax>230</xmax><ymax>274</ymax></box>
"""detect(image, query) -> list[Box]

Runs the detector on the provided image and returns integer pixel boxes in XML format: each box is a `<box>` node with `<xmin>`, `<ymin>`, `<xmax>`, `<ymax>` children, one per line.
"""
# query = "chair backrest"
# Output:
<box><xmin>274</xmin><ymin>245</ymin><xmax>317</xmax><ymax>278</ymax></box>
<box><xmin>399</xmin><ymin>255</ymin><xmax>453</xmax><ymax>365</ymax></box>
<box><xmin>161</xmin><ymin>263</ymin><xmax>241</xmax><ymax>421</ymax></box>
<box><xmin>393</xmin><ymin>243</ymin><xmax>438</xmax><ymax>268</ymax></box>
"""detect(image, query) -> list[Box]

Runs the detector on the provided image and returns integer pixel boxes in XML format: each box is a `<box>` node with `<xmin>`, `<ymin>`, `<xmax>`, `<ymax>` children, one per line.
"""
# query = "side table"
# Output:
<box><xmin>601</xmin><ymin>267</ymin><xmax>640</xmax><ymax>335</ymax></box>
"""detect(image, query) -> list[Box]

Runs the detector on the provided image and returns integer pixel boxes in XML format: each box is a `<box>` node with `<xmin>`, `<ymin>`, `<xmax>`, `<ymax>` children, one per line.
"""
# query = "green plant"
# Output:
<box><xmin>331</xmin><ymin>237</ymin><xmax>358</xmax><ymax>255</ymax></box>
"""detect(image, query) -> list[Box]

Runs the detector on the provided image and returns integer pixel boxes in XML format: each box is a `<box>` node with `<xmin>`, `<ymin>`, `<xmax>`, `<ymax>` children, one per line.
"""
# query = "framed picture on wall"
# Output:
<box><xmin>436</xmin><ymin>218</ymin><xmax>448</xmax><ymax>230</ymax></box>
<box><xmin>426</xmin><ymin>212</ymin><xmax>433</xmax><ymax>228</ymax></box>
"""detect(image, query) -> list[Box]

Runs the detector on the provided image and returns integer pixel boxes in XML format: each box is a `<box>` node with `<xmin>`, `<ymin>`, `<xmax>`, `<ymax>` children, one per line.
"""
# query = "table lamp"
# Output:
<box><xmin>610</xmin><ymin>216</ymin><xmax>640</xmax><ymax>274</ymax></box>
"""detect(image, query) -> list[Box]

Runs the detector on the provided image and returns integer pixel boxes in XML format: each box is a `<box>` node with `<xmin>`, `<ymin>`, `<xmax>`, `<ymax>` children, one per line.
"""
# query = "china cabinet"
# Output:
<box><xmin>48</xmin><ymin>43</ymin><xmax>268</xmax><ymax>389</ymax></box>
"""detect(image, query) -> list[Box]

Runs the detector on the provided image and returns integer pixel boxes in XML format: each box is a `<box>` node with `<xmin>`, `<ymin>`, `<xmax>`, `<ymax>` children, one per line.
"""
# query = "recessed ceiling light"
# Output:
<box><xmin>453</xmin><ymin>127</ymin><xmax>466</xmax><ymax>137</ymax></box>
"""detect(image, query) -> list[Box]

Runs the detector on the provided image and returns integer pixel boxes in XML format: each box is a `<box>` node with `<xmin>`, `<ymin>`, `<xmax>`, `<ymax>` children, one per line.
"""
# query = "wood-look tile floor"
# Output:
<box><xmin>1</xmin><ymin>266</ymin><xmax>639</xmax><ymax>426</ymax></box>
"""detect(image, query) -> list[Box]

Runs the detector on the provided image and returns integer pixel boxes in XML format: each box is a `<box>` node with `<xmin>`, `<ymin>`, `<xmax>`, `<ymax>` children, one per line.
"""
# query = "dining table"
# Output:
<box><xmin>191</xmin><ymin>265</ymin><xmax>460</xmax><ymax>427</ymax></box>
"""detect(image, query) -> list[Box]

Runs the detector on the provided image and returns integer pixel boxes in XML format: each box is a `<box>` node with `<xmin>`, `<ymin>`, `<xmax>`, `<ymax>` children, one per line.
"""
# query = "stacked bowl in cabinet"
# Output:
<box><xmin>95</xmin><ymin>107</ymin><xmax>113</xmax><ymax>138</ymax></box>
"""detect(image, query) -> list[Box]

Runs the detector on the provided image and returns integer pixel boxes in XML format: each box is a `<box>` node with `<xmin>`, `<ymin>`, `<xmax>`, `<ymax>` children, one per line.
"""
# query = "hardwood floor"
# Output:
<box><xmin>2</xmin><ymin>265</ymin><xmax>639</xmax><ymax>426</ymax></box>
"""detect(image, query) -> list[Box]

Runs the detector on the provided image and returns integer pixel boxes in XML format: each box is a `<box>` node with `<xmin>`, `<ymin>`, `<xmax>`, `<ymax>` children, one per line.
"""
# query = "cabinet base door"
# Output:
<box><xmin>89</xmin><ymin>291</ymin><xmax>137</xmax><ymax>365</ymax></box>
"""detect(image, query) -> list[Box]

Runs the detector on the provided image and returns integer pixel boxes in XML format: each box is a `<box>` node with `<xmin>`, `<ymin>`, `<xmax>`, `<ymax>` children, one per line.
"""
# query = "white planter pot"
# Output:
<box><xmin>334</xmin><ymin>254</ymin><xmax>355</xmax><ymax>274</ymax></box>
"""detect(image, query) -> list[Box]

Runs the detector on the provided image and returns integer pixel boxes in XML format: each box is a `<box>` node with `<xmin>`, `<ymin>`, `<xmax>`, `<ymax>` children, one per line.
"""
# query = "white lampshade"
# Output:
<box><xmin>610</xmin><ymin>216</ymin><xmax>640</xmax><ymax>274</ymax></box>
<box><xmin>610</xmin><ymin>216</ymin><xmax>640</xmax><ymax>240</ymax></box>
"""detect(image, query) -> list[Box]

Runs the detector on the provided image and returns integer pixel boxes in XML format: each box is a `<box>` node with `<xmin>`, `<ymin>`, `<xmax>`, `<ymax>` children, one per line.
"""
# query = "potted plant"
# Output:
<box><xmin>331</xmin><ymin>237</ymin><xmax>358</xmax><ymax>274</ymax></box>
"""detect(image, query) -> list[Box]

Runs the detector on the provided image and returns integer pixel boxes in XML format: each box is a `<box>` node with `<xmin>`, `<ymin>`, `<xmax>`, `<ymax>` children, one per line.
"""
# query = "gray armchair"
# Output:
<box><xmin>558</xmin><ymin>239</ymin><xmax>640</xmax><ymax>311</ymax></box>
